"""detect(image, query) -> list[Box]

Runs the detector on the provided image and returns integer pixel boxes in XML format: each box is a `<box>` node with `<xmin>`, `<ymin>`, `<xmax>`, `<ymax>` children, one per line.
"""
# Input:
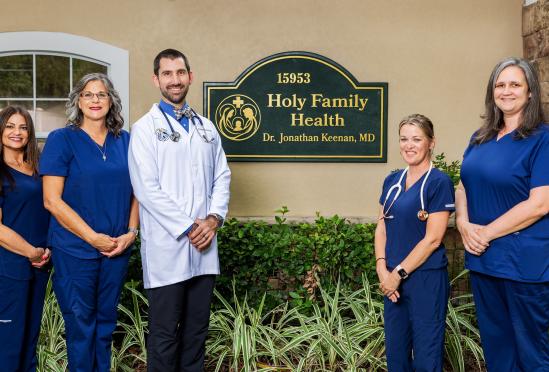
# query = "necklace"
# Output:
<box><xmin>95</xmin><ymin>140</ymin><xmax>107</xmax><ymax>161</ymax></box>
<box><xmin>78</xmin><ymin>127</ymin><xmax>108</xmax><ymax>161</ymax></box>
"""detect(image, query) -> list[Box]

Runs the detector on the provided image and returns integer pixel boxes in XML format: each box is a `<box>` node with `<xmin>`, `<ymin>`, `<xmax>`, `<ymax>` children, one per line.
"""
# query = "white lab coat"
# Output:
<box><xmin>128</xmin><ymin>104</ymin><xmax>231</xmax><ymax>289</ymax></box>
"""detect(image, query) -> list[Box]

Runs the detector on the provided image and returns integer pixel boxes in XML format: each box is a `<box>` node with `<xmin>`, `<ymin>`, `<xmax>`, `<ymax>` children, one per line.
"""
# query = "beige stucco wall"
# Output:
<box><xmin>1</xmin><ymin>0</ymin><xmax>523</xmax><ymax>219</ymax></box>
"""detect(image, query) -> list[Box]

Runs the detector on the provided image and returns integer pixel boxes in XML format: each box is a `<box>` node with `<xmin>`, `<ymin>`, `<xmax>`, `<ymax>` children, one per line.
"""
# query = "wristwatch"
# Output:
<box><xmin>395</xmin><ymin>264</ymin><xmax>409</xmax><ymax>280</ymax></box>
<box><xmin>128</xmin><ymin>227</ymin><xmax>139</xmax><ymax>238</ymax></box>
<box><xmin>207</xmin><ymin>213</ymin><xmax>224</xmax><ymax>228</ymax></box>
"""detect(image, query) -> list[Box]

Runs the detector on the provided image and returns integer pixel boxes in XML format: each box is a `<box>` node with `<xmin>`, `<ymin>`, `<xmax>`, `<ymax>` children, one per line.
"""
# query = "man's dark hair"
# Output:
<box><xmin>153</xmin><ymin>49</ymin><xmax>190</xmax><ymax>75</ymax></box>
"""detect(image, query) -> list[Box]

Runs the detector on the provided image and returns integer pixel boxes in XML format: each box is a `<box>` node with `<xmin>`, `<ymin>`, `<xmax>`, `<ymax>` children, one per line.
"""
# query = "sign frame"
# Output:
<box><xmin>203</xmin><ymin>51</ymin><xmax>388</xmax><ymax>162</ymax></box>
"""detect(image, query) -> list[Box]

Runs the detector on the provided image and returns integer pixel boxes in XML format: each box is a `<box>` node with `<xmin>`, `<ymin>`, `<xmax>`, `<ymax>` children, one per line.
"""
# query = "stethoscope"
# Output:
<box><xmin>158</xmin><ymin>105</ymin><xmax>214</xmax><ymax>143</ymax></box>
<box><xmin>379</xmin><ymin>162</ymin><xmax>433</xmax><ymax>221</ymax></box>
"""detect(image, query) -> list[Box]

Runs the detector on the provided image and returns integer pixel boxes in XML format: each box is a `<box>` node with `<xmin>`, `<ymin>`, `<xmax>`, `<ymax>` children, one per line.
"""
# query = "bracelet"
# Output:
<box><xmin>376</xmin><ymin>257</ymin><xmax>386</xmax><ymax>262</ymax></box>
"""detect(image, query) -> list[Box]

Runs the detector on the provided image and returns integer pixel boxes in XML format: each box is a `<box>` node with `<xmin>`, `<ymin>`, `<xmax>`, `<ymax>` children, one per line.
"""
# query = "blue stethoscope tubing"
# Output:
<box><xmin>157</xmin><ymin>105</ymin><xmax>213</xmax><ymax>143</ymax></box>
<box><xmin>380</xmin><ymin>162</ymin><xmax>433</xmax><ymax>220</ymax></box>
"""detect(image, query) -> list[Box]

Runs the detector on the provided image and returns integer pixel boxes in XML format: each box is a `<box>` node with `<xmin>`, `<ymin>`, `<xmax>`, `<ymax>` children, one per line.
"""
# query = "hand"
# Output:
<box><xmin>380</xmin><ymin>270</ymin><xmax>402</xmax><ymax>301</ymax></box>
<box><xmin>457</xmin><ymin>219</ymin><xmax>489</xmax><ymax>256</ymax></box>
<box><xmin>28</xmin><ymin>247</ymin><xmax>45</xmax><ymax>264</ymax></box>
<box><xmin>102</xmin><ymin>232</ymin><xmax>136</xmax><ymax>258</ymax></box>
<box><xmin>377</xmin><ymin>265</ymin><xmax>400</xmax><ymax>303</ymax></box>
<box><xmin>89</xmin><ymin>233</ymin><xmax>117</xmax><ymax>253</ymax></box>
<box><xmin>188</xmin><ymin>217</ymin><xmax>218</xmax><ymax>252</ymax></box>
<box><xmin>32</xmin><ymin>248</ymin><xmax>51</xmax><ymax>268</ymax></box>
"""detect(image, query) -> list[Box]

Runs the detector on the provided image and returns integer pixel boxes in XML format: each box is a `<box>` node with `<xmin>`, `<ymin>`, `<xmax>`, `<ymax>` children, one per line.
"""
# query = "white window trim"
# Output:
<box><xmin>0</xmin><ymin>31</ymin><xmax>129</xmax><ymax>135</ymax></box>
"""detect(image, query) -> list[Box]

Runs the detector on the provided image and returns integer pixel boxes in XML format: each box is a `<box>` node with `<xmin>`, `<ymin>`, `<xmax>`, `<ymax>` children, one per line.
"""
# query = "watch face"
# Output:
<box><xmin>208</xmin><ymin>214</ymin><xmax>223</xmax><ymax>227</ymax></box>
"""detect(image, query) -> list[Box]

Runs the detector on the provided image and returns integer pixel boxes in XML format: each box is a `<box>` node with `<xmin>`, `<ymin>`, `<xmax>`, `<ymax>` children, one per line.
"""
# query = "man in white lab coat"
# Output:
<box><xmin>128</xmin><ymin>49</ymin><xmax>231</xmax><ymax>372</ymax></box>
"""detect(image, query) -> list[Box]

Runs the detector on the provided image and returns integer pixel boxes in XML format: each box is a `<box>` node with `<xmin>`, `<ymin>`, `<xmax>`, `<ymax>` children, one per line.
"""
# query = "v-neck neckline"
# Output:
<box><xmin>7</xmin><ymin>165</ymin><xmax>34</xmax><ymax>177</ymax></box>
<box><xmin>78</xmin><ymin>126</ymin><xmax>109</xmax><ymax>147</ymax></box>
<box><xmin>404</xmin><ymin>169</ymin><xmax>429</xmax><ymax>192</ymax></box>
<box><xmin>495</xmin><ymin>128</ymin><xmax>516</xmax><ymax>142</ymax></box>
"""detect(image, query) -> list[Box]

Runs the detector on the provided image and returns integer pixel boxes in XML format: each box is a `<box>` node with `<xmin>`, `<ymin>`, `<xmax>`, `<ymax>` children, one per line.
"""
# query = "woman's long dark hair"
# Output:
<box><xmin>473</xmin><ymin>57</ymin><xmax>545</xmax><ymax>144</ymax></box>
<box><xmin>0</xmin><ymin>106</ymin><xmax>39</xmax><ymax>194</ymax></box>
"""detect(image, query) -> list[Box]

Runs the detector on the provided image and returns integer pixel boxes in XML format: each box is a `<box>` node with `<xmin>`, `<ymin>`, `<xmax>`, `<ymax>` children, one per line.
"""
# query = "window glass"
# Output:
<box><xmin>73</xmin><ymin>58</ymin><xmax>107</xmax><ymax>83</ymax></box>
<box><xmin>35</xmin><ymin>101</ymin><xmax>67</xmax><ymax>132</ymax></box>
<box><xmin>36</xmin><ymin>55</ymin><xmax>70</xmax><ymax>98</ymax></box>
<box><xmin>0</xmin><ymin>100</ymin><xmax>33</xmax><ymax>111</ymax></box>
<box><xmin>0</xmin><ymin>53</ymin><xmax>108</xmax><ymax>136</ymax></box>
<box><xmin>0</xmin><ymin>55</ymin><xmax>33</xmax><ymax>97</ymax></box>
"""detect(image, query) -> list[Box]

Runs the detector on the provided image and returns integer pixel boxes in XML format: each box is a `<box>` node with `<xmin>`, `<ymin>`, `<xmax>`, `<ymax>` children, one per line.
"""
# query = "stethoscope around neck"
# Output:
<box><xmin>380</xmin><ymin>162</ymin><xmax>433</xmax><ymax>221</ymax></box>
<box><xmin>157</xmin><ymin>105</ymin><xmax>214</xmax><ymax>143</ymax></box>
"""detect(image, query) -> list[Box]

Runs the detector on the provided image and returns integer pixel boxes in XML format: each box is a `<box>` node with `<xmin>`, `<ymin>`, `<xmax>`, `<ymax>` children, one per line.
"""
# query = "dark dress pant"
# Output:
<box><xmin>146</xmin><ymin>274</ymin><xmax>215</xmax><ymax>372</ymax></box>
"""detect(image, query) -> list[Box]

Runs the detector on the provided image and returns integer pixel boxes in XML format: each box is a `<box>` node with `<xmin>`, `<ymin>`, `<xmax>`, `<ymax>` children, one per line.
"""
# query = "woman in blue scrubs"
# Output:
<box><xmin>40</xmin><ymin>73</ymin><xmax>139</xmax><ymax>372</ymax></box>
<box><xmin>0</xmin><ymin>106</ymin><xmax>51</xmax><ymax>371</ymax></box>
<box><xmin>457</xmin><ymin>57</ymin><xmax>549</xmax><ymax>371</ymax></box>
<box><xmin>375</xmin><ymin>114</ymin><xmax>455</xmax><ymax>372</ymax></box>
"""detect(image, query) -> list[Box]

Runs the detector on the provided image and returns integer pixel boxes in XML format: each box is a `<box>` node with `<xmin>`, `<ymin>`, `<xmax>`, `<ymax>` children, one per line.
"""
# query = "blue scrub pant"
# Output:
<box><xmin>52</xmin><ymin>249</ymin><xmax>130</xmax><ymax>372</ymax></box>
<box><xmin>470</xmin><ymin>271</ymin><xmax>549</xmax><ymax>372</ymax></box>
<box><xmin>383</xmin><ymin>268</ymin><xmax>449</xmax><ymax>372</ymax></box>
<box><xmin>0</xmin><ymin>268</ymin><xmax>50</xmax><ymax>372</ymax></box>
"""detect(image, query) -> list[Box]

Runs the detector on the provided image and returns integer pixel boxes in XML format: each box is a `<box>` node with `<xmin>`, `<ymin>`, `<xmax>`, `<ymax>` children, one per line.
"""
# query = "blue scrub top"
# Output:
<box><xmin>0</xmin><ymin>168</ymin><xmax>49</xmax><ymax>280</ymax></box>
<box><xmin>461</xmin><ymin>125</ymin><xmax>549</xmax><ymax>282</ymax></box>
<box><xmin>379</xmin><ymin>168</ymin><xmax>455</xmax><ymax>270</ymax></box>
<box><xmin>39</xmin><ymin>125</ymin><xmax>132</xmax><ymax>259</ymax></box>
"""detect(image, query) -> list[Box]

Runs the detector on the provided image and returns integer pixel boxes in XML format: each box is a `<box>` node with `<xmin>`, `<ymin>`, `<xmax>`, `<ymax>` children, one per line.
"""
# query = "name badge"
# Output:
<box><xmin>155</xmin><ymin>128</ymin><xmax>170</xmax><ymax>141</ymax></box>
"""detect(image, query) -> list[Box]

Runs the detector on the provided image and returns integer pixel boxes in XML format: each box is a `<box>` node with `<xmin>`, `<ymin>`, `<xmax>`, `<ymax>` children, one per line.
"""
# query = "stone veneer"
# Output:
<box><xmin>523</xmin><ymin>0</ymin><xmax>549</xmax><ymax>118</ymax></box>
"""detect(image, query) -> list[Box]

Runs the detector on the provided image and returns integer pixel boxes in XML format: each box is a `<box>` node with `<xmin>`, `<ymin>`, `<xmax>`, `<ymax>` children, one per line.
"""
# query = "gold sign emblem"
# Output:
<box><xmin>215</xmin><ymin>94</ymin><xmax>261</xmax><ymax>141</ymax></box>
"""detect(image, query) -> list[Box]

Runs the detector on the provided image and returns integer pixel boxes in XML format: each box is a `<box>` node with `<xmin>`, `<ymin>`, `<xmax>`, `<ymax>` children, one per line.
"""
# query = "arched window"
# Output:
<box><xmin>0</xmin><ymin>32</ymin><xmax>129</xmax><ymax>138</ymax></box>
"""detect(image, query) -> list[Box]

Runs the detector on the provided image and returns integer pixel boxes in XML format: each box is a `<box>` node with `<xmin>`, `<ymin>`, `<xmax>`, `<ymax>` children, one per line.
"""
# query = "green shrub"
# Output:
<box><xmin>216</xmin><ymin>209</ymin><xmax>378</xmax><ymax>310</ymax></box>
<box><xmin>433</xmin><ymin>152</ymin><xmax>461</xmax><ymax>186</ymax></box>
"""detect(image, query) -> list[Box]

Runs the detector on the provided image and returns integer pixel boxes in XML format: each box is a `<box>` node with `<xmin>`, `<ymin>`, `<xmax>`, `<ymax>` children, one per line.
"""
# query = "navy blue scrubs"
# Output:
<box><xmin>0</xmin><ymin>167</ymin><xmax>50</xmax><ymax>372</ymax></box>
<box><xmin>461</xmin><ymin>125</ymin><xmax>549</xmax><ymax>371</ymax></box>
<box><xmin>379</xmin><ymin>168</ymin><xmax>455</xmax><ymax>372</ymax></box>
<box><xmin>40</xmin><ymin>125</ymin><xmax>133</xmax><ymax>372</ymax></box>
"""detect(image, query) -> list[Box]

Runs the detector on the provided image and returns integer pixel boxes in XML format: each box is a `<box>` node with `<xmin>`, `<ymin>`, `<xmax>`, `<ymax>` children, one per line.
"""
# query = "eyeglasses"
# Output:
<box><xmin>80</xmin><ymin>91</ymin><xmax>110</xmax><ymax>101</ymax></box>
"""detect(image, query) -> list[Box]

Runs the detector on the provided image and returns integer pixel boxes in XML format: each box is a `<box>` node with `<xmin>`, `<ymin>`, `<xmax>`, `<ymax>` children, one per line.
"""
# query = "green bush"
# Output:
<box><xmin>216</xmin><ymin>208</ymin><xmax>378</xmax><ymax>310</ymax></box>
<box><xmin>433</xmin><ymin>152</ymin><xmax>461</xmax><ymax>186</ymax></box>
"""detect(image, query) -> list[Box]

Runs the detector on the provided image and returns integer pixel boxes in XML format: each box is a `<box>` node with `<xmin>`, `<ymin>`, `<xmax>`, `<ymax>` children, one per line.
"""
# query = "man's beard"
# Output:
<box><xmin>160</xmin><ymin>84</ymin><xmax>189</xmax><ymax>106</ymax></box>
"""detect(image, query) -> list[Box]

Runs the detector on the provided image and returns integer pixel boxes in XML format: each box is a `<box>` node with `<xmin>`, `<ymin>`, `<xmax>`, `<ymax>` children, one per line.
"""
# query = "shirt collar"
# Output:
<box><xmin>158</xmin><ymin>100</ymin><xmax>189</xmax><ymax>122</ymax></box>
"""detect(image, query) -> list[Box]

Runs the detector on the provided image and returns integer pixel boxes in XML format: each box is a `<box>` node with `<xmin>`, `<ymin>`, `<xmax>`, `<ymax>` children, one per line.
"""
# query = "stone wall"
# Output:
<box><xmin>524</xmin><ymin>0</ymin><xmax>549</xmax><ymax>118</ymax></box>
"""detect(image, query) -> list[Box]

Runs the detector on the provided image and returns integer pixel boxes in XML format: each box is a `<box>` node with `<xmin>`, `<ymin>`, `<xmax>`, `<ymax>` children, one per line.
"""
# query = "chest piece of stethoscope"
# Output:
<box><xmin>417</xmin><ymin>210</ymin><xmax>429</xmax><ymax>221</ymax></box>
<box><xmin>170</xmin><ymin>131</ymin><xmax>181</xmax><ymax>142</ymax></box>
<box><xmin>416</xmin><ymin>162</ymin><xmax>433</xmax><ymax>221</ymax></box>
